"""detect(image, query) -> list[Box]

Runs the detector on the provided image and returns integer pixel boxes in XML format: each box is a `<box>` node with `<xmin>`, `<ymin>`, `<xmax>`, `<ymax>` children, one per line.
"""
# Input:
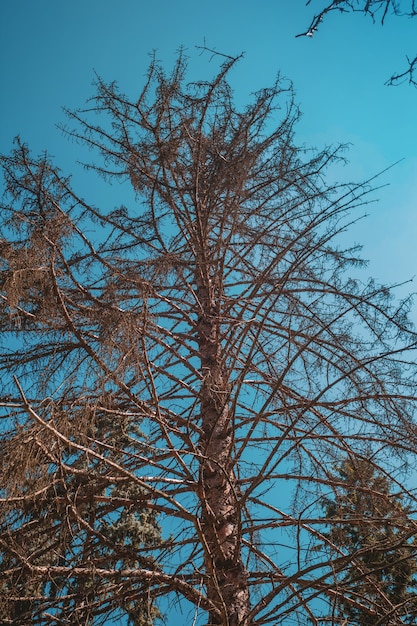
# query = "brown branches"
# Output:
<box><xmin>299</xmin><ymin>1</ymin><xmax>417</xmax><ymax>86</ymax></box>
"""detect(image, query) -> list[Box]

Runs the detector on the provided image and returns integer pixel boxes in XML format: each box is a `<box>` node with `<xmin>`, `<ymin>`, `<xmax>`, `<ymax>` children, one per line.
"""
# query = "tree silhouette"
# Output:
<box><xmin>1</xmin><ymin>49</ymin><xmax>417</xmax><ymax>625</ymax></box>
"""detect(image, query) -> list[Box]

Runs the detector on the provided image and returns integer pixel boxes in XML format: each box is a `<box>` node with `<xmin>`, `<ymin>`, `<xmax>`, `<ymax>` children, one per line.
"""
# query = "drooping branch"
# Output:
<box><xmin>299</xmin><ymin>1</ymin><xmax>417</xmax><ymax>85</ymax></box>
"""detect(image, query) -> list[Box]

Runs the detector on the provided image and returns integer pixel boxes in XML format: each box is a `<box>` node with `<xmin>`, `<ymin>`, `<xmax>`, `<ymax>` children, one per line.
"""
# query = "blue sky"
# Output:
<box><xmin>1</xmin><ymin>1</ymin><xmax>416</xmax><ymax>310</ymax></box>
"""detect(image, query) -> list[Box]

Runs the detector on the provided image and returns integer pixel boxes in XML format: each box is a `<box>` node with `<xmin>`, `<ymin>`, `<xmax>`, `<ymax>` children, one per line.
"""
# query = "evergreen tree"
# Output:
<box><xmin>0</xmin><ymin>401</ymin><xmax>163</xmax><ymax>625</ymax></box>
<box><xmin>320</xmin><ymin>457</ymin><xmax>417</xmax><ymax>624</ymax></box>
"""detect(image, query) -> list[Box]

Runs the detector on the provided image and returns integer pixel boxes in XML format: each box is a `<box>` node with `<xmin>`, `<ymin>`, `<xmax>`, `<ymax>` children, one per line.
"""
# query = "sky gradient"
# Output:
<box><xmin>1</xmin><ymin>2</ymin><xmax>416</xmax><ymax>310</ymax></box>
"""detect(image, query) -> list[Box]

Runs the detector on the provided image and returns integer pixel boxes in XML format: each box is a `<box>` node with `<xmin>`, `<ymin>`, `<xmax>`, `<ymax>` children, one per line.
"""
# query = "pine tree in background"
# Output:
<box><xmin>0</xmin><ymin>403</ymin><xmax>163</xmax><ymax>625</ymax></box>
<box><xmin>319</xmin><ymin>457</ymin><xmax>417</xmax><ymax>624</ymax></box>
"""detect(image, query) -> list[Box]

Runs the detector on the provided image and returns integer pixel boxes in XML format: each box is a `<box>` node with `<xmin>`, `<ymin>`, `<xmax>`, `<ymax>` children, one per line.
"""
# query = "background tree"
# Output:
<box><xmin>1</xmin><ymin>49</ymin><xmax>417</xmax><ymax>625</ymax></box>
<box><xmin>0</xmin><ymin>398</ymin><xmax>164</xmax><ymax>625</ymax></box>
<box><xmin>300</xmin><ymin>0</ymin><xmax>417</xmax><ymax>85</ymax></box>
<box><xmin>318</xmin><ymin>456</ymin><xmax>417</xmax><ymax>624</ymax></box>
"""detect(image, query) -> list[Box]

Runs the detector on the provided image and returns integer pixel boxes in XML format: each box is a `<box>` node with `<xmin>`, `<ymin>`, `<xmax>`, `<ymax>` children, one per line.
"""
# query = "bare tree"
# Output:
<box><xmin>299</xmin><ymin>1</ymin><xmax>417</xmax><ymax>85</ymax></box>
<box><xmin>1</xmin><ymin>49</ymin><xmax>417</xmax><ymax>625</ymax></box>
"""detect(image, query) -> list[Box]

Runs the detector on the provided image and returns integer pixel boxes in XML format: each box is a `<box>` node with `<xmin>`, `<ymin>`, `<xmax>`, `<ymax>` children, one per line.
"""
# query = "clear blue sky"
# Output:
<box><xmin>1</xmin><ymin>1</ymin><xmax>416</xmax><ymax>309</ymax></box>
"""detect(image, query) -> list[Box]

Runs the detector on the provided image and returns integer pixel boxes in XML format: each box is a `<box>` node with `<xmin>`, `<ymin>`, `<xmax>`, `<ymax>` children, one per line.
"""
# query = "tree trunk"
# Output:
<box><xmin>197</xmin><ymin>270</ymin><xmax>251</xmax><ymax>625</ymax></box>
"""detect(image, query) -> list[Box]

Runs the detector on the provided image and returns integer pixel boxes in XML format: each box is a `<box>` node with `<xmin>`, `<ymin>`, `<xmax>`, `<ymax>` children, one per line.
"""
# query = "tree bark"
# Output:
<box><xmin>197</xmin><ymin>269</ymin><xmax>251</xmax><ymax>625</ymax></box>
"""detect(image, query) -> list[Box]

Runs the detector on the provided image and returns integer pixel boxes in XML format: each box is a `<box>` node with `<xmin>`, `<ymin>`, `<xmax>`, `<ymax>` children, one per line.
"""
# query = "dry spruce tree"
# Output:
<box><xmin>1</xmin><ymin>50</ymin><xmax>417</xmax><ymax>626</ymax></box>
